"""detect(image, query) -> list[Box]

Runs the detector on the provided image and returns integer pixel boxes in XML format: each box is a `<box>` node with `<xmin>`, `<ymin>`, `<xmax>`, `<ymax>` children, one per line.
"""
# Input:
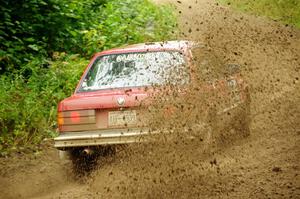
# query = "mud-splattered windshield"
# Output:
<box><xmin>78</xmin><ymin>51</ymin><xmax>188</xmax><ymax>92</ymax></box>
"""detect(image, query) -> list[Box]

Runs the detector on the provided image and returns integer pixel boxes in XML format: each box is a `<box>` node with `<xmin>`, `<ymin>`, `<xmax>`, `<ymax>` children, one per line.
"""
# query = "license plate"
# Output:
<box><xmin>108</xmin><ymin>110</ymin><xmax>137</xmax><ymax>126</ymax></box>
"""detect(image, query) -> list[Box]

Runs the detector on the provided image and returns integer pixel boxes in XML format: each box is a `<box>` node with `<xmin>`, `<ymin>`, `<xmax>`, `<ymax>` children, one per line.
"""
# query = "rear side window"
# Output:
<box><xmin>191</xmin><ymin>46</ymin><xmax>226</xmax><ymax>81</ymax></box>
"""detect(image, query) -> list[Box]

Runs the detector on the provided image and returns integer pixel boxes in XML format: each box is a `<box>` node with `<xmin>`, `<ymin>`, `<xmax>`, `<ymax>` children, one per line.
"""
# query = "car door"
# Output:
<box><xmin>190</xmin><ymin>45</ymin><xmax>243</xmax><ymax>116</ymax></box>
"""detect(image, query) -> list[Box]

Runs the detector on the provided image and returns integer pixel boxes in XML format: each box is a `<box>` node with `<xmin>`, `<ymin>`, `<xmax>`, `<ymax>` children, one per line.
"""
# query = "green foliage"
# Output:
<box><xmin>81</xmin><ymin>0</ymin><xmax>177</xmax><ymax>55</ymax></box>
<box><xmin>0</xmin><ymin>0</ymin><xmax>177</xmax><ymax>73</ymax></box>
<box><xmin>0</xmin><ymin>0</ymin><xmax>177</xmax><ymax>155</ymax></box>
<box><xmin>0</xmin><ymin>0</ymin><xmax>106</xmax><ymax>72</ymax></box>
<box><xmin>218</xmin><ymin>0</ymin><xmax>300</xmax><ymax>28</ymax></box>
<box><xmin>0</xmin><ymin>54</ymin><xmax>88</xmax><ymax>154</ymax></box>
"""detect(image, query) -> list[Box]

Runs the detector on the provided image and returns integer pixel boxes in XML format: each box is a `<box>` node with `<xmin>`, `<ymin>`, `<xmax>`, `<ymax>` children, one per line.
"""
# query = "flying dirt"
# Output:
<box><xmin>0</xmin><ymin>0</ymin><xmax>299</xmax><ymax>198</ymax></box>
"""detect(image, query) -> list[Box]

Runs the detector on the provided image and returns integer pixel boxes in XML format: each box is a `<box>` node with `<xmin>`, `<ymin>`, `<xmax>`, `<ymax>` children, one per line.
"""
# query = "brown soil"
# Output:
<box><xmin>0</xmin><ymin>0</ymin><xmax>299</xmax><ymax>198</ymax></box>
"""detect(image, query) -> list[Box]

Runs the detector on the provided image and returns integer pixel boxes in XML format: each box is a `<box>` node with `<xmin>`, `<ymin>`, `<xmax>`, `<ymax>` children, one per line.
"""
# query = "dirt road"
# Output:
<box><xmin>0</xmin><ymin>0</ymin><xmax>299</xmax><ymax>198</ymax></box>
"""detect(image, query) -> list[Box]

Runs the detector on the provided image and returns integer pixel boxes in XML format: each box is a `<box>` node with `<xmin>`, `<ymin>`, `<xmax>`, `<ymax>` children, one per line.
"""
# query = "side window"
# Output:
<box><xmin>191</xmin><ymin>46</ymin><xmax>225</xmax><ymax>82</ymax></box>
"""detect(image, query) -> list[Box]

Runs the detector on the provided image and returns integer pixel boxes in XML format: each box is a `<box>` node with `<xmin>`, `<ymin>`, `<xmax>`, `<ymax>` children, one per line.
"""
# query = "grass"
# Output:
<box><xmin>218</xmin><ymin>0</ymin><xmax>300</xmax><ymax>28</ymax></box>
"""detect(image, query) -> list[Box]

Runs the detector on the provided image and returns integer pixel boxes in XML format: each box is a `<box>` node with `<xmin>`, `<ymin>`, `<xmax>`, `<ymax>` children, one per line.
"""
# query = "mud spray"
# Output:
<box><xmin>0</xmin><ymin>0</ymin><xmax>299</xmax><ymax>198</ymax></box>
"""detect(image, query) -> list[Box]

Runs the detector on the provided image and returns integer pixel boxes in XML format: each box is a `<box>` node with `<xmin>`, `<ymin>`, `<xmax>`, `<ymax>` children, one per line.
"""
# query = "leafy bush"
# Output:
<box><xmin>0</xmin><ymin>54</ymin><xmax>88</xmax><ymax>154</ymax></box>
<box><xmin>0</xmin><ymin>0</ymin><xmax>177</xmax><ymax>155</ymax></box>
<box><xmin>0</xmin><ymin>0</ymin><xmax>177</xmax><ymax>73</ymax></box>
<box><xmin>218</xmin><ymin>0</ymin><xmax>300</xmax><ymax>28</ymax></box>
<box><xmin>81</xmin><ymin>0</ymin><xmax>177</xmax><ymax>55</ymax></box>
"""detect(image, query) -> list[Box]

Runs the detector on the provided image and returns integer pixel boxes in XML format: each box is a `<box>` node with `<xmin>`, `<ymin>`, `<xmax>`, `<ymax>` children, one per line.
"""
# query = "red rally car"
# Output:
<box><xmin>54</xmin><ymin>41</ymin><xmax>250</xmax><ymax>160</ymax></box>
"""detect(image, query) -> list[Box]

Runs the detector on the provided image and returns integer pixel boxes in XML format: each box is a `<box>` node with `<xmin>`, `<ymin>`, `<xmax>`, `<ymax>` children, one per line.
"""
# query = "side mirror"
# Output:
<box><xmin>226</xmin><ymin>64</ymin><xmax>241</xmax><ymax>76</ymax></box>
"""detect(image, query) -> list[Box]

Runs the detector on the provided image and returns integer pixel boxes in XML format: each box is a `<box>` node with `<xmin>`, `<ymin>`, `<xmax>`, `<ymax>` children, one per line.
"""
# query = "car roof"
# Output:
<box><xmin>94</xmin><ymin>40</ymin><xmax>195</xmax><ymax>57</ymax></box>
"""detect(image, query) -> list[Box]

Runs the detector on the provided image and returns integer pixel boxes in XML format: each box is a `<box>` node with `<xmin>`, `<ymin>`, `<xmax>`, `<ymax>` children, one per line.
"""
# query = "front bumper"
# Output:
<box><xmin>54</xmin><ymin>128</ymin><xmax>151</xmax><ymax>149</ymax></box>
